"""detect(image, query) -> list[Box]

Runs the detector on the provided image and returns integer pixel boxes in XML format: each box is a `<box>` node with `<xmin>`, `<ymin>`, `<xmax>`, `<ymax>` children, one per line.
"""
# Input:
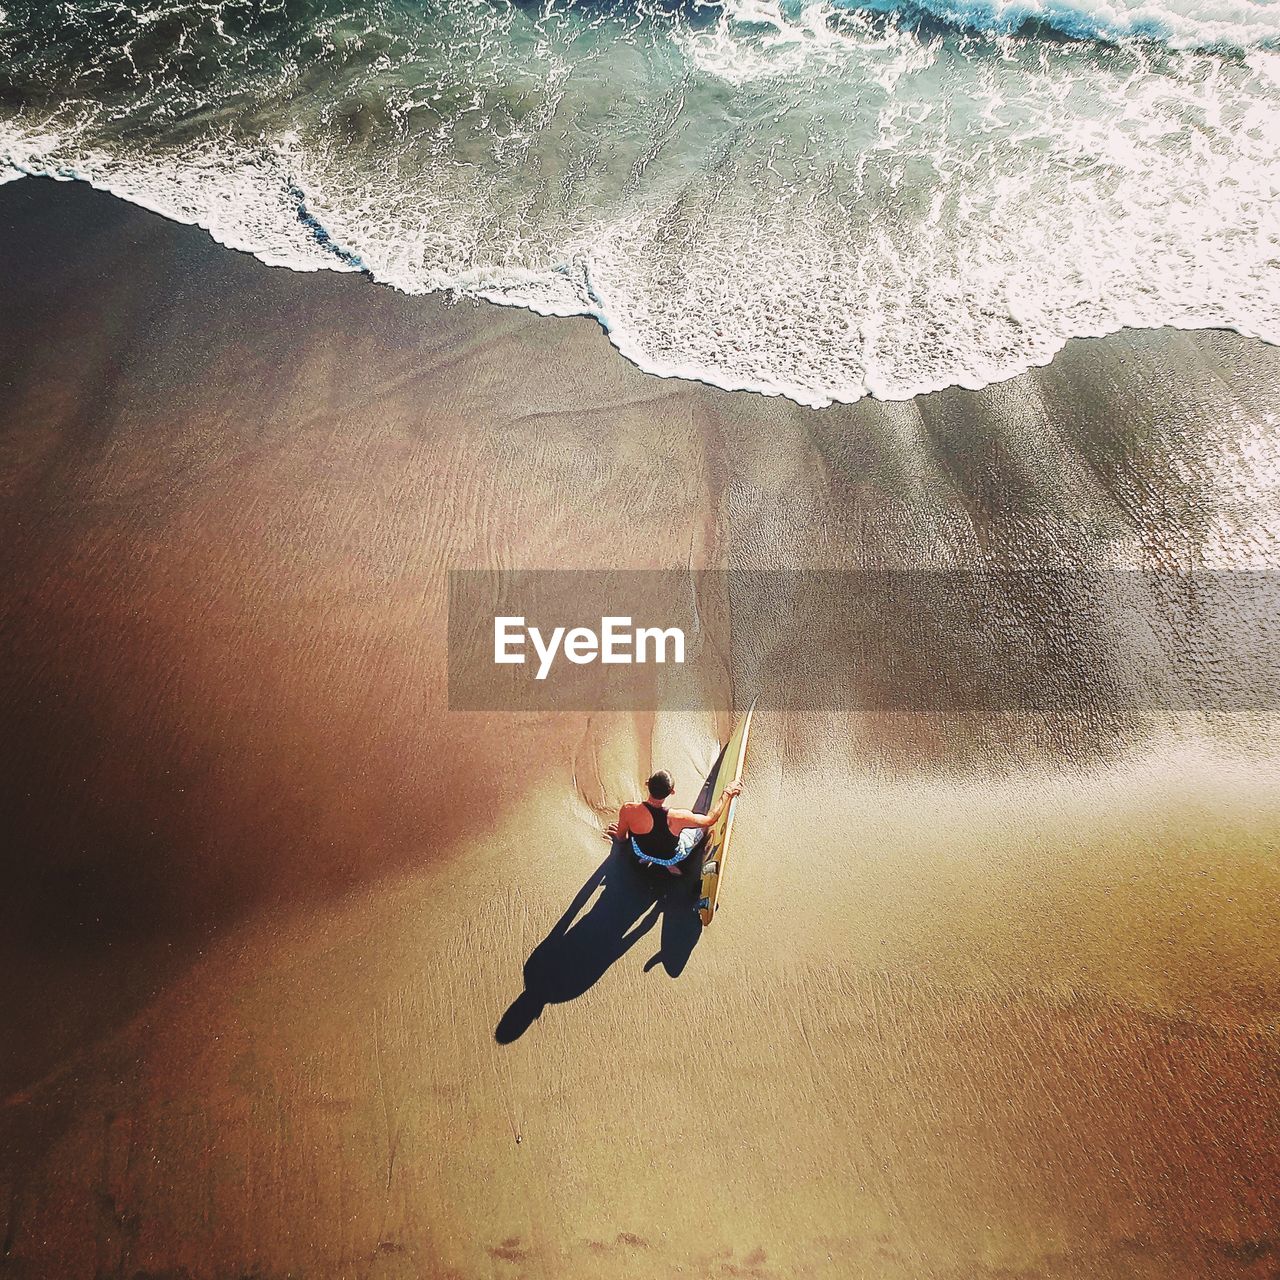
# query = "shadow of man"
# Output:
<box><xmin>495</xmin><ymin>839</ymin><xmax>701</xmax><ymax>1043</ymax></box>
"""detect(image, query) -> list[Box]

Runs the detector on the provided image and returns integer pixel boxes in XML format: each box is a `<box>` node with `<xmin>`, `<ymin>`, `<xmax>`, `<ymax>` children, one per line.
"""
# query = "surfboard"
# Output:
<box><xmin>695</xmin><ymin>700</ymin><xmax>755</xmax><ymax>927</ymax></box>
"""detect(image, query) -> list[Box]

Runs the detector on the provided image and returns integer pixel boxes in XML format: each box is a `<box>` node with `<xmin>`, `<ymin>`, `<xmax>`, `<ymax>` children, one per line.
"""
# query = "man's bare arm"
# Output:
<box><xmin>605</xmin><ymin>804</ymin><xmax>632</xmax><ymax>841</ymax></box>
<box><xmin>670</xmin><ymin>780</ymin><xmax>743</xmax><ymax>830</ymax></box>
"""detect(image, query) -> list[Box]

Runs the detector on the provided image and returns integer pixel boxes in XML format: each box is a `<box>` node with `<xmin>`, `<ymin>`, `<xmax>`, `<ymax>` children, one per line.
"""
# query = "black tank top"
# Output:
<box><xmin>631</xmin><ymin>801</ymin><xmax>678</xmax><ymax>859</ymax></box>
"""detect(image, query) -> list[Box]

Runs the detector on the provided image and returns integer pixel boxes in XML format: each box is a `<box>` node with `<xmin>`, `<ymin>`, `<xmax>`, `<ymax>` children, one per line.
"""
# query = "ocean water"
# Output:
<box><xmin>1</xmin><ymin>0</ymin><xmax>1278</xmax><ymax>405</ymax></box>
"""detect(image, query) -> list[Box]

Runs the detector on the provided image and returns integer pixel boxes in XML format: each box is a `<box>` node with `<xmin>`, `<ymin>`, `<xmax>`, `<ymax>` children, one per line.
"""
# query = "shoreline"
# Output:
<box><xmin>6</xmin><ymin>171</ymin><xmax>1279</xmax><ymax>410</ymax></box>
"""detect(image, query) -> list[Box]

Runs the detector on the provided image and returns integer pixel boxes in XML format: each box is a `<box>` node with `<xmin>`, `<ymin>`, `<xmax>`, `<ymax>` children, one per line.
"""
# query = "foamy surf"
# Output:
<box><xmin>845</xmin><ymin>0</ymin><xmax>1280</xmax><ymax>49</ymax></box>
<box><xmin>1</xmin><ymin>0</ymin><xmax>1279</xmax><ymax>406</ymax></box>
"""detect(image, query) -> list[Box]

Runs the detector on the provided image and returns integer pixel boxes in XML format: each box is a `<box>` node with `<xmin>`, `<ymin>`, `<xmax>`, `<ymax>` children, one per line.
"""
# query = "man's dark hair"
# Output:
<box><xmin>646</xmin><ymin>770</ymin><xmax>674</xmax><ymax>800</ymax></box>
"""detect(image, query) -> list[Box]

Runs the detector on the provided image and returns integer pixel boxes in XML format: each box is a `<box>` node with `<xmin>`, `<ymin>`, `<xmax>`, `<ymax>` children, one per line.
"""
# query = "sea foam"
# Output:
<box><xmin>1</xmin><ymin>0</ymin><xmax>1278</xmax><ymax>406</ymax></box>
<box><xmin>843</xmin><ymin>0</ymin><xmax>1280</xmax><ymax>49</ymax></box>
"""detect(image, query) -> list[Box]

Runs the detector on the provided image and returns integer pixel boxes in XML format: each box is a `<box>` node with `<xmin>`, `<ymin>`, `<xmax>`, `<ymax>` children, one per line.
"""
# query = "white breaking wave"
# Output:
<box><xmin>1</xmin><ymin>0</ymin><xmax>1279</xmax><ymax>406</ymax></box>
<box><xmin>846</xmin><ymin>0</ymin><xmax>1280</xmax><ymax>50</ymax></box>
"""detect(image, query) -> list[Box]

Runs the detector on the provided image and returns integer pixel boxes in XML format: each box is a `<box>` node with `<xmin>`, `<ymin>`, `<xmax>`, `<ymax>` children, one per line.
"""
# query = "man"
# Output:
<box><xmin>606</xmin><ymin>770</ymin><xmax>744</xmax><ymax>876</ymax></box>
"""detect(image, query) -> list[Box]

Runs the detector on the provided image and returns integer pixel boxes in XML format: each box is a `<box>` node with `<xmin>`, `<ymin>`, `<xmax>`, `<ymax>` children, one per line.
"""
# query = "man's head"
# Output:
<box><xmin>645</xmin><ymin>770</ymin><xmax>674</xmax><ymax>801</ymax></box>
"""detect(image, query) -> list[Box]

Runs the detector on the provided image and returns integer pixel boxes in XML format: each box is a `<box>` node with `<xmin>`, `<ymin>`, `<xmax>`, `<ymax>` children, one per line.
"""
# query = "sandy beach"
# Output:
<box><xmin>2</xmin><ymin>177</ymin><xmax>1280</xmax><ymax>1280</ymax></box>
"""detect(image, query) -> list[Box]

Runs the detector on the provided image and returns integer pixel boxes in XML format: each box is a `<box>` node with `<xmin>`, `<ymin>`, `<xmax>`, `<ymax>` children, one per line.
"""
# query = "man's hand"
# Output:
<box><xmin>725</xmin><ymin>780</ymin><xmax>744</xmax><ymax>799</ymax></box>
<box><xmin>605</xmin><ymin>821</ymin><xmax>621</xmax><ymax>840</ymax></box>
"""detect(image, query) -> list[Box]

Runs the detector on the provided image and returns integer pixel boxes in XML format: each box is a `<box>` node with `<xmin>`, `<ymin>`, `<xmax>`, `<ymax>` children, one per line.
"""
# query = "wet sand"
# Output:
<box><xmin>1</xmin><ymin>178</ymin><xmax>1279</xmax><ymax>1279</ymax></box>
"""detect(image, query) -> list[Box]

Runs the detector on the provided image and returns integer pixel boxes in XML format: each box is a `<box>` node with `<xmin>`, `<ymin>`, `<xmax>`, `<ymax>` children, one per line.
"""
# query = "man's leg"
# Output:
<box><xmin>675</xmin><ymin>826</ymin><xmax>705</xmax><ymax>862</ymax></box>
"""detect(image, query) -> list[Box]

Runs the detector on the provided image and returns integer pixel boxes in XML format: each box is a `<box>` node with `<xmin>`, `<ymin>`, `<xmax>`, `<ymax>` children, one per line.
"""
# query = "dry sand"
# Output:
<box><xmin>1</xmin><ymin>178</ymin><xmax>1279</xmax><ymax>1279</ymax></box>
